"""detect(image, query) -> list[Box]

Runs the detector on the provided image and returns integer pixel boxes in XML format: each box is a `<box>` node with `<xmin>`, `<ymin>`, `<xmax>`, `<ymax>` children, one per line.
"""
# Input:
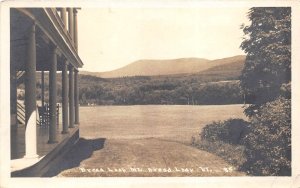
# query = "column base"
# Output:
<box><xmin>24</xmin><ymin>154</ymin><xmax>39</xmax><ymax>159</ymax></box>
<box><xmin>47</xmin><ymin>140</ymin><xmax>58</xmax><ymax>144</ymax></box>
<box><xmin>61</xmin><ymin>130</ymin><xmax>69</xmax><ymax>134</ymax></box>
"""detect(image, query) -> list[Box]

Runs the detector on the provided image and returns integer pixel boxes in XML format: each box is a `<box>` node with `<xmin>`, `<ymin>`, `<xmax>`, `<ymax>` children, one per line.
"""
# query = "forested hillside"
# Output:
<box><xmin>17</xmin><ymin>55</ymin><xmax>245</xmax><ymax>105</ymax></box>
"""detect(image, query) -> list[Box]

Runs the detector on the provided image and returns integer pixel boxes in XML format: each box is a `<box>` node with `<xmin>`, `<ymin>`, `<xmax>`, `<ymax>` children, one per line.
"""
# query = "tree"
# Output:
<box><xmin>239</xmin><ymin>7</ymin><xmax>291</xmax><ymax>176</ymax></box>
<box><xmin>240</xmin><ymin>7</ymin><xmax>291</xmax><ymax>116</ymax></box>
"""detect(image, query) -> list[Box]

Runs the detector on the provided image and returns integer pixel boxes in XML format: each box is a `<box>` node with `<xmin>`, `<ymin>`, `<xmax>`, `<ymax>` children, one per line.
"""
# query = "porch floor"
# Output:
<box><xmin>11</xmin><ymin>124</ymin><xmax>79</xmax><ymax>172</ymax></box>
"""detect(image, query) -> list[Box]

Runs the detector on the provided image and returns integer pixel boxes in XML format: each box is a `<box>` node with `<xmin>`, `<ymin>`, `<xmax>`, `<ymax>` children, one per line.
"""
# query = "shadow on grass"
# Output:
<box><xmin>43</xmin><ymin>137</ymin><xmax>106</xmax><ymax>177</ymax></box>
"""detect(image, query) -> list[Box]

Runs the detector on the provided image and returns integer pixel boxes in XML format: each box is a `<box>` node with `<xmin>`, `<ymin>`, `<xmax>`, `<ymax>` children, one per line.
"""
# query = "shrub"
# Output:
<box><xmin>200</xmin><ymin>119</ymin><xmax>249</xmax><ymax>145</ymax></box>
<box><xmin>195</xmin><ymin>119</ymin><xmax>249</xmax><ymax>168</ymax></box>
<box><xmin>241</xmin><ymin>97</ymin><xmax>291</xmax><ymax>176</ymax></box>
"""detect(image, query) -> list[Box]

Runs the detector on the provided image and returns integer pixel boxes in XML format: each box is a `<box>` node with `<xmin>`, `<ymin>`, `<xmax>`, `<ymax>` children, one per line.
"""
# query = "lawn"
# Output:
<box><xmin>50</xmin><ymin>104</ymin><xmax>247</xmax><ymax>177</ymax></box>
<box><xmin>79</xmin><ymin>104</ymin><xmax>246</xmax><ymax>143</ymax></box>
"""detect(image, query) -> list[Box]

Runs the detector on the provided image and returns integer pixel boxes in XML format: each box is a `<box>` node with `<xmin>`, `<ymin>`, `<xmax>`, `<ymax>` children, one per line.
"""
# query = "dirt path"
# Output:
<box><xmin>52</xmin><ymin>137</ymin><xmax>245</xmax><ymax>177</ymax></box>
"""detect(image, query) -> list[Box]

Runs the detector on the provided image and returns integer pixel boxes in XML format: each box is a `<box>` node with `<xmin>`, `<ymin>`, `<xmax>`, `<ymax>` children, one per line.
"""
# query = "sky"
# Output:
<box><xmin>78</xmin><ymin>7</ymin><xmax>250</xmax><ymax>72</ymax></box>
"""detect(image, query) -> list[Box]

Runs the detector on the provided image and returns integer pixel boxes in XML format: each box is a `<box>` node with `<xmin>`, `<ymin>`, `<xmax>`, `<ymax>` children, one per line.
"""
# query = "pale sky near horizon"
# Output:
<box><xmin>78</xmin><ymin>7</ymin><xmax>250</xmax><ymax>72</ymax></box>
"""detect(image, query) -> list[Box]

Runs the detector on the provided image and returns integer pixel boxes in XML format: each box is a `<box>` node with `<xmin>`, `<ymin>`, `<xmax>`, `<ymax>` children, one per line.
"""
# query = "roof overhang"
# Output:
<box><xmin>16</xmin><ymin>8</ymin><xmax>83</xmax><ymax>69</ymax></box>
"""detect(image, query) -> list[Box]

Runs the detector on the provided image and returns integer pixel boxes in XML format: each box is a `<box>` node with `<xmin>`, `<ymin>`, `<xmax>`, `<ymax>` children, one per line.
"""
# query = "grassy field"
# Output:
<box><xmin>80</xmin><ymin>104</ymin><xmax>246</xmax><ymax>142</ymax></box>
<box><xmin>50</xmin><ymin>104</ymin><xmax>247</xmax><ymax>177</ymax></box>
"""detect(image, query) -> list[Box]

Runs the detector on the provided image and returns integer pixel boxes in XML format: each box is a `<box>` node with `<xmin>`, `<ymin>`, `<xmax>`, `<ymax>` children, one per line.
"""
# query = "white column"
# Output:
<box><xmin>74</xmin><ymin>9</ymin><xmax>78</xmax><ymax>51</ymax></box>
<box><xmin>62</xmin><ymin>60</ymin><xmax>69</xmax><ymax>134</ymax></box>
<box><xmin>68</xmin><ymin>8</ymin><xmax>74</xmax><ymax>42</ymax></box>
<box><xmin>48</xmin><ymin>46</ymin><xmax>58</xmax><ymax>143</ymax></box>
<box><xmin>74</xmin><ymin>69</ymin><xmax>79</xmax><ymax>124</ymax></box>
<box><xmin>24</xmin><ymin>23</ymin><xmax>38</xmax><ymax>159</ymax></box>
<box><xmin>69</xmin><ymin>65</ymin><xmax>75</xmax><ymax>128</ymax></box>
<box><xmin>61</xmin><ymin>8</ymin><xmax>67</xmax><ymax>30</ymax></box>
<box><xmin>41</xmin><ymin>71</ymin><xmax>45</xmax><ymax>107</ymax></box>
<box><xmin>10</xmin><ymin>64</ymin><xmax>17</xmax><ymax>130</ymax></box>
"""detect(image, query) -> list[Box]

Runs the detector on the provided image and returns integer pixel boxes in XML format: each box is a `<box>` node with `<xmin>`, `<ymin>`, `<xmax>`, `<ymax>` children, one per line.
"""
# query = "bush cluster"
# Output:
<box><xmin>194</xmin><ymin>119</ymin><xmax>249</xmax><ymax>169</ymax></box>
<box><xmin>200</xmin><ymin>119</ymin><xmax>249</xmax><ymax>145</ymax></box>
<box><xmin>241</xmin><ymin>97</ymin><xmax>291</xmax><ymax>176</ymax></box>
<box><xmin>197</xmin><ymin>97</ymin><xmax>291</xmax><ymax>176</ymax></box>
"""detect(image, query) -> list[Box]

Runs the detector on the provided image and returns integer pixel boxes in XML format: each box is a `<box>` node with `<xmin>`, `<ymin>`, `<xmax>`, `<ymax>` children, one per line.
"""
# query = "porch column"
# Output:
<box><xmin>62</xmin><ymin>60</ymin><xmax>69</xmax><ymax>134</ymax></box>
<box><xmin>69</xmin><ymin>65</ymin><xmax>75</xmax><ymax>128</ymax></box>
<box><xmin>10</xmin><ymin>64</ymin><xmax>17</xmax><ymax>130</ymax></box>
<box><xmin>74</xmin><ymin>9</ymin><xmax>78</xmax><ymax>51</ymax></box>
<box><xmin>48</xmin><ymin>46</ymin><xmax>58</xmax><ymax>144</ymax></box>
<box><xmin>24</xmin><ymin>23</ymin><xmax>38</xmax><ymax>158</ymax></box>
<box><xmin>74</xmin><ymin>69</ymin><xmax>79</xmax><ymax>124</ymax></box>
<box><xmin>41</xmin><ymin>71</ymin><xmax>45</xmax><ymax>107</ymax></box>
<box><xmin>61</xmin><ymin>8</ymin><xmax>67</xmax><ymax>30</ymax></box>
<box><xmin>68</xmin><ymin>8</ymin><xmax>74</xmax><ymax>42</ymax></box>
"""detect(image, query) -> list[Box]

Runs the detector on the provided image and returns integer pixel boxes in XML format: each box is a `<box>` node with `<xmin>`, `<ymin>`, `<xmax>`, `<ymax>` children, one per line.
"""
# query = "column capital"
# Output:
<box><xmin>27</xmin><ymin>21</ymin><xmax>36</xmax><ymax>37</ymax></box>
<box><xmin>62</xmin><ymin>56</ymin><xmax>69</xmax><ymax>64</ymax></box>
<box><xmin>73</xmin><ymin>8</ymin><xmax>81</xmax><ymax>13</ymax></box>
<box><xmin>62</xmin><ymin>60</ymin><xmax>69</xmax><ymax>70</ymax></box>
<box><xmin>30</xmin><ymin>20</ymin><xmax>36</xmax><ymax>27</ymax></box>
<box><xmin>68</xmin><ymin>64</ymin><xmax>74</xmax><ymax>70</ymax></box>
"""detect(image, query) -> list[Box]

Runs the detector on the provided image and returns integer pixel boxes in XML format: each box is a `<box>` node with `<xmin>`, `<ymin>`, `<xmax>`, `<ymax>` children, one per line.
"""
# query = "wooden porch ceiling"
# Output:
<box><xmin>11</xmin><ymin>9</ymin><xmax>71</xmax><ymax>72</ymax></box>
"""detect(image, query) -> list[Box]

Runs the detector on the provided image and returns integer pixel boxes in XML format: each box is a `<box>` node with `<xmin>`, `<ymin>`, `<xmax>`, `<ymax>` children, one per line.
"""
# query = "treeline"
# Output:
<box><xmin>78</xmin><ymin>74</ymin><xmax>244</xmax><ymax>105</ymax></box>
<box><xmin>17</xmin><ymin>70</ymin><xmax>244</xmax><ymax>105</ymax></box>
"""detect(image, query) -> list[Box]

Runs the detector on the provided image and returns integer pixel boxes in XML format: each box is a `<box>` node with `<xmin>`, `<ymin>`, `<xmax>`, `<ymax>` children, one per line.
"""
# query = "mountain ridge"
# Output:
<box><xmin>80</xmin><ymin>55</ymin><xmax>246</xmax><ymax>78</ymax></box>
